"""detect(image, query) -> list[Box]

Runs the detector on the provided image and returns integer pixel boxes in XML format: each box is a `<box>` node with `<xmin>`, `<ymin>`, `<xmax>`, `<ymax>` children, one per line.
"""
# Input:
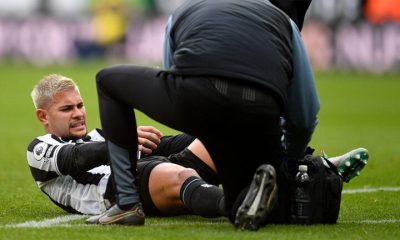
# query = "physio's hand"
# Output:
<box><xmin>137</xmin><ymin>126</ymin><xmax>163</xmax><ymax>155</ymax></box>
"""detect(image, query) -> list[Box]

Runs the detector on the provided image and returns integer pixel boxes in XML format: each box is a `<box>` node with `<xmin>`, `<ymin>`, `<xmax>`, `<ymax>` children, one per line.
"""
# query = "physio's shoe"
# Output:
<box><xmin>86</xmin><ymin>202</ymin><xmax>145</xmax><ymax>226</ymax></box>
<box><xmin>327</xmin><ymin>148</ymin><xmax>369</xmax><ymax>183</ymax></box>
<box><xmin>234</xmin><ymin>164</ymin><xmax>278</xmax><ymax>231</ymax></box>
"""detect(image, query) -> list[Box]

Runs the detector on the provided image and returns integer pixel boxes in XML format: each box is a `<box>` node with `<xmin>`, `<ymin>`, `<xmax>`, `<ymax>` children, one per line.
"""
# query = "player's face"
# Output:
<box><xmin>44</xmin><ymin>88</ymin><xmax>87</xmax><ymax>139</ymax></box>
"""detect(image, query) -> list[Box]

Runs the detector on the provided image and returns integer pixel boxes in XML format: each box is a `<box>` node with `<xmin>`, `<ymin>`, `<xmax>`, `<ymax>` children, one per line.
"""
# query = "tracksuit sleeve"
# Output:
<box><xmin>282</xmin><ymin>19</ymin><xmax>320</xmax><ymax>160</ymax></box>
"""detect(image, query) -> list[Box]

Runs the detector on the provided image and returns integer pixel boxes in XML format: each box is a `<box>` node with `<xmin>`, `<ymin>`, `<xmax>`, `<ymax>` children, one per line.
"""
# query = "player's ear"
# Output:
<box><xmin>36</xmin><ymin>109</ymin><xmax>48</xmax><ymax>125</ymax></box>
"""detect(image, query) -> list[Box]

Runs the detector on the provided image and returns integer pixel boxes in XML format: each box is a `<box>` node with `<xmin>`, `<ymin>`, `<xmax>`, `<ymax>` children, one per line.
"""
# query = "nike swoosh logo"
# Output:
<box><xmin>99</xmin><ymin>209</ymin><xmax>144</xmax><ymax>224</ymax></box>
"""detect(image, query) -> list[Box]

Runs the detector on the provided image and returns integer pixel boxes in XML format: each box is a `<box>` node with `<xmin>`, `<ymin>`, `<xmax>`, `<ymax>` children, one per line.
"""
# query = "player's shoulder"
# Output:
<box><xmin>27</xmin><ymin>134</ymin><xmax>69</xmax><ymax>163</ymax></box>
<box><xmin>27</xmin><ymin>134</ymin><xmax>66</xmax><ymax>152</ymax></box>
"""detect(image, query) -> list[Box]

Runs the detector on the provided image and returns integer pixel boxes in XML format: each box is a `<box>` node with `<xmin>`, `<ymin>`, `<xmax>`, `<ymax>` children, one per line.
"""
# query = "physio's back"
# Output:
<box><xmin>169</xmin><ymin>0</ymin><xmax>294</xmax><ymax>104</ymax></box>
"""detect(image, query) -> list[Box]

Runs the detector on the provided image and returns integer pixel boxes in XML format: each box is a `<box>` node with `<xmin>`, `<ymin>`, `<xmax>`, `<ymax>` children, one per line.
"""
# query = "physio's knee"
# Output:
<box><xmin>96</xmin><ymin>68</ymin><xmax>109</xmax><ymax>86</ymax></box>
<box><xmin>96</xmin><ymin>65</ymin><xmax>120</xmax><ymax>85</ymax></box>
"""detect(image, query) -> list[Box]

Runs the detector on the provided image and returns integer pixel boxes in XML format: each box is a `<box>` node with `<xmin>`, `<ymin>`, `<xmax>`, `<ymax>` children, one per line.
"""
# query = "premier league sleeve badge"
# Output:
<box><xmin>33</xmin><ymin>142</ymin><xmax>48</xmax><ymax>161</ymax></box>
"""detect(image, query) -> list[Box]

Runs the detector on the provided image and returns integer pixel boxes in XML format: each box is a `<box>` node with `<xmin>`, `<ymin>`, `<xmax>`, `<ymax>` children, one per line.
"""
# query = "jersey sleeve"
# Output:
<box><xmin>57</xmin><ymin>142</ymin><xmax>109</xmax><ymax>174</ymax></box>
<box><xmin>27</xmin><ymin>134</ymin><xmax>108</xmax><ymax>183</ymax></box>
<box><xmin>27</xmin><ymin>135</ymin><xmax>65</xmax><ymax>183</ymax></box>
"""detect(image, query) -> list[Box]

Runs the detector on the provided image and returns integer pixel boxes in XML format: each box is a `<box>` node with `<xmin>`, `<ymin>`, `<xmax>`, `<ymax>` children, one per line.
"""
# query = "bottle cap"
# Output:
<box><xmin>299</xmin><ymin>165</ymin><xmax>308</xmax><ymax>172</ymax></box>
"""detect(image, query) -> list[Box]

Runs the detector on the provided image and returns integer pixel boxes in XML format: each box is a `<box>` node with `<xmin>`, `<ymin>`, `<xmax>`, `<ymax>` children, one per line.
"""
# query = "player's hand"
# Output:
<box><xmin>137</xmin><ymin>126</ymin><xmax>163</xmax><ymax>155</ymax></box>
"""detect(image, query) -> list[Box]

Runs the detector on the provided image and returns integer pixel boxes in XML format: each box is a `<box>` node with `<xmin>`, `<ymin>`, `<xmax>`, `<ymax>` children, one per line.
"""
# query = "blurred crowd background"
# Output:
<box><xmin>0</xmin><ymin>0</ymin><xmax>399</xmax><ymax>72</ymax></box>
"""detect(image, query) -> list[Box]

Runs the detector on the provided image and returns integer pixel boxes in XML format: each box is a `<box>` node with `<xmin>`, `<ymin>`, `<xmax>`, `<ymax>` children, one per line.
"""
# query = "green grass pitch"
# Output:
<box><xmin>0</xmin><ymin>62</ymin><xmax>399</xmax><ymax>239</ymax></box>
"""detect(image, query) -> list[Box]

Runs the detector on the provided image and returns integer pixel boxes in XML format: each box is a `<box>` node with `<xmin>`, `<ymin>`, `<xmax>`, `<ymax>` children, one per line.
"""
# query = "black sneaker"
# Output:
<box><xmin>234</xmin><ymin>164</ymin><xmax>278</xmax><ymax>231</ymax></box>
<box><xmin>86</xmin><ymin>202</ymin><xmax>145</xmax><ymax>226</ymax></box>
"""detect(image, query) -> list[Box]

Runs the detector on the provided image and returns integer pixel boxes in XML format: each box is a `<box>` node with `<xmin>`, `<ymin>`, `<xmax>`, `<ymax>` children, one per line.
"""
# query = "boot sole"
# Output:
<box><xmin>234</xmin><ymin>164</ymin><xmax>277</xmax><ymax>231</ymax></box>
<box><xmin>338</xmin><ymin>148</ymin><xmax>368</xmax><ymax>183</ymax></box>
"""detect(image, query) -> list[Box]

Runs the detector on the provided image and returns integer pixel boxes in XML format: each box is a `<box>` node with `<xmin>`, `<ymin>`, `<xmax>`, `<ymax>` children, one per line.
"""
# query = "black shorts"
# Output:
<box><xmin>137</xmin><ymin>133</ymin><xmax>195</xmax><ymax>216</ymax></box>
<box><xmin>148</xmin><ymin>133</ymin><xmax>195</xmax><ymax>157</ymax></box>
<box><xmin>104</xmin><ymin>156</ymin><xmax>173</xmax><ymax>216</ymax></box>
<box><xmin>104</xmin><ymin>133</ymin><xmax>195</xmax><ymax>216</ymax></box>
<box><xmin>136</xmin><ymin>156</ymin><xmax>171</xmax><ymax>216</ymax></box>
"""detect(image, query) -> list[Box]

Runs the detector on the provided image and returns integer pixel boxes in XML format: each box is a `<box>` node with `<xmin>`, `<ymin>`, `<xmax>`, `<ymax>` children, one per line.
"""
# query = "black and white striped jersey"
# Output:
<box><xmin>27</xmin><ymin>129</ymin><xmax>111</xmax><ymax>215</ymax></box>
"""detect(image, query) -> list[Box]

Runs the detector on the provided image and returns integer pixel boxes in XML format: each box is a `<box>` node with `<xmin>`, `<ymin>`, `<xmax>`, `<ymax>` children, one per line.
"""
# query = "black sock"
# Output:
<box><xmin>180</xmin><ymin>176</ymin><xmax>227</xmax><ymax>218</ymax></box>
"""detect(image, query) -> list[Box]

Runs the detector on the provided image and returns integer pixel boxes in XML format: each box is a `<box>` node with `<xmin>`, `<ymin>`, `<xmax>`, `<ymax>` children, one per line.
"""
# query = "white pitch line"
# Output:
<box><xmin>3</xmin><ymin>217</ymin><xmax>400</xmax><ymax>229</ymax></box>
<box><xmin>4</xmin><ymin>214</ymin><xmax>85</xmax><ymax>228</ymax></box>
<box><xmin>343</xmin><ymin>186</ymin><xmax>400</xmax><ymax>194</ymax></box>
<box><xmin>56</xmin><ymin>221</ymin><xmax>230</xmax><ymax>228</ymax></box>
<box><xmin>2</xmin><ymin>187</ymin><xmax>400</xmax><ymax>229</ymax></box>
<box><xmin>2</xmin><ymin>220</ymin><xmax>228</xmax><ymax>229</ymax></box>
<box><xmin>341</xmin><ymin>219</ymin><xmax>400</xmax><ymax>224</ymax></box>
<box><xmin>6</xmin><ymin>218</ymin><xmax>400</xmax><ymax>229</ymax></box>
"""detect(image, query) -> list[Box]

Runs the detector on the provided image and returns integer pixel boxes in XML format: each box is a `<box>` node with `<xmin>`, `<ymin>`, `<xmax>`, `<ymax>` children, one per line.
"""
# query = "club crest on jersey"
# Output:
<box><xmin>33</xmin><ymin>142</ymin><xmax>48</xmax><ymax>161</ymax></box>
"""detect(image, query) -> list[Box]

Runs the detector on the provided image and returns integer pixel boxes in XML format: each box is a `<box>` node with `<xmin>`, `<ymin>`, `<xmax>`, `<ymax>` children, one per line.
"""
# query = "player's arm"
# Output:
<box><xmin>57</xmin><ymin>142</ymin><xmax>109</xmax><ymax>175</ymax></box>
<box><xmin>27</xmin><ymin>137</ymin><xmax>106</xmax><ymax>184</ymax></box>
<box><xmin>59</xmin><ymin>125</ymin><xmax>163</xmax><ymax>172</ymax></box>
<box><xmin>282</xmin><ymin>19</ymin><xmax>320</xmax><ymax>161</ymax></box>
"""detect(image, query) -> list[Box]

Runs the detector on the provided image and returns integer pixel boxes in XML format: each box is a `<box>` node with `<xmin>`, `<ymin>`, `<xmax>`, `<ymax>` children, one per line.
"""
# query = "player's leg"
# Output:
<box><xmin>147</xmin><ymin>137</ymin><xmax>224</xmax><ymax>217</ymax></box>
<box><xmin>148</xmin><ymin>163</ymin><xmax>193</xmax><ymax>215</ymax></box>
<box><xmin>168</xmin><ymin>140</ymin><xmax>219</xmax><ymax>185</ymax></box>
<box><xmin>187</xmin><ymin>139</ymin><xmax>217</xmax><ymax>174</ymax></box>
<box><xmin>136</xmin><ymin>157</ymin><xmax>226</xmax><ymax>218</ymax></box>
<box><xmin>147</xmin><ymin>133</ymin><xmax>219</xmax><ymax>185</ymax></box>
<box><xmin>135</xmin><ymin>158</ymin><xmax>187</xmax><ymax>216</ymax></box>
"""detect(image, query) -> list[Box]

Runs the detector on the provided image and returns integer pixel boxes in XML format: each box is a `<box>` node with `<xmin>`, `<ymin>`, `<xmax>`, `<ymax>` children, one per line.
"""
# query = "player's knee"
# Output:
<box><xmin>177</xmin><ymin>167</ymin><xmax>199</xmax><ymax>183</ymax></box>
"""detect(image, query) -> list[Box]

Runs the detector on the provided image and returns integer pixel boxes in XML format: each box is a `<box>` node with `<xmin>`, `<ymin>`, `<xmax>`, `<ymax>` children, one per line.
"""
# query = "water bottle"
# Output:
<box><xmin>291</xmin><ymin>165</ymin><xmax>311</xmax><ymax>224</ymax></box>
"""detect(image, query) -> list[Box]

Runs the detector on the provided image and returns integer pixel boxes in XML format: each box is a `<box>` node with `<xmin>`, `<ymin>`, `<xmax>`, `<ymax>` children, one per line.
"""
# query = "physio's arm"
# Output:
<box><xmin>163</xmin><ymin>16</ymin><xmax>174</xmax><ymax>68</ymax></box>
<box><xmin>270</xmin><ymin>0</ymin><xmax>312</xmax><ymax>31</ymax></box>
<box><xmin>283</xmin><ymin>20</ymin><xmax>320</xmax><ymax>160</ymax></box>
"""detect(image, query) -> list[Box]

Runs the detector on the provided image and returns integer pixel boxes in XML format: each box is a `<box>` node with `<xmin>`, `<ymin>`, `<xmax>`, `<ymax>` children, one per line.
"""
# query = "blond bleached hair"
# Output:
<box><xmin>31</xmin><ymin>74</ymin><xmax>80</xmax><ymax>109</ymax></box>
